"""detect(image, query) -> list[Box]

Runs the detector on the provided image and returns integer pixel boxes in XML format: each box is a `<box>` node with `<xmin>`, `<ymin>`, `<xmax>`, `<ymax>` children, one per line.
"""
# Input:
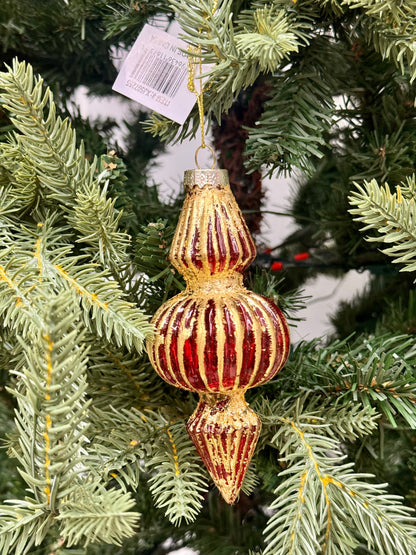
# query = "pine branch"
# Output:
<box><xmin>147</xmin><ymin>418</ymin><xmax>209</xmax><ymax>526</ymax></box>
<box><xmin>0</xmin><ymin>0</ymin><xmax>119</xmax><ymax>95</ymax></box>
<box><xmin>57</xmin><ymin>482</ymin><xmax>139</xmax><ymax>548</ymax></box>
<box><xmin>0</xmin><ymin>213</ymin><xmax>72</xmax><ymax>338</ymax></box>
<box><xmin>256</xmin><ymin>396</ymin><xmax>379</xmax><ymax>443</ymax></box>
<box><xmin>87</xmin><ymin>405</ymin><xmax>153</xmax><ymax>491</ymax></box>
<box><xmin>87</xmin><ymin>405</ymin><xmax>208</xmax><ymax>525</ymax></box>
<box><xmin>264</xmin><ymin>415</ymin><xmax>416</xmax><ymax>554</ymax></box>
<box><xmin>0</xmin><ymin>215</ymin><xmax>152</xmax><ymax>352</ymax></box>
<box><xmin>134</xmin><ymin>219</ymin><xmax>184</xmax><ymax>311</ymax></box>
<box><xmin>359</xmin><ymin>12</ymin><xmax>416</xmax><ymax>82</ymax></box>
<box><xmin>245</xmin><ymin>35</ymin><xmax>337</xmax><ymax>177</ymax></box>
<box><xmin>349</xmin><ymin>177</ymin><xmax>416</xmax><ymax>278</ymax></box>
<box><xmin>135</xmin><ymin>220</ymin><xmax>177</xmax><ymax>281</ymax></box>
<box><xmin>0</xmin><ymin>292</ymin><xmax>89</xmax><ymax>552</ymax></box>
<box><xmin>145</xmin><ymin>0</ymin><xmax>308</xmax><ymax>143</ymax></box>
<box><xmin>235</xmin><ymin>3</ymin><xmax>305</xmax><ymax>74</ymax></box>
<box><xmin>0</xmin><ymin>503</ymin><xmax>52</xmax><ymax>555</ymax></box>
<box><xmin>0</xmin><ymin>243</ymin><xmax>45</xmax><ymax>336</ymax></box>
<box><xmin>103</xmin><ymin>0</ymin><xmax>173</xmax><ymax>47</ymax></box>
<box><xmin>0</xmin><ymin>139</ymin><xmax>41</xmax><ymax>214</ymax></box>
<box><xmin>0</xmin><ymin>59</ymin><xmax>130</xmax><ymax>268</ymax></box>
<box><xmin>397</xmin><ymin>174</ymin><xmax>416</xmax><ymax>199</ymax></box>
<box><xmin>342</xmin><ymin>0</ymin><xmax>416</xmax><ymax>22</ymax></box>
<box><xmin>0</xmin><ymin>327</ymin><xmax>16</xmax><ymax>390</ymax></box>
<box><xmin>87</xmin><ymin>345</ymin><xmax>164</xmax><ymax>411</ymax></box>
<box><xmin>0</xmin><ymin>59</ymin><xmax>90</xmax><ymax>203</ymax></box>
<box><xmin>10</xmin><ymin>293</ymin><xmax>89</xmax><ymax>506</ymax></box>
<box><xmin>241</xmin><ymin>463</ymin><xmax>261</xmax><ymax>496</ymax></box>
<box><xmin>67</xmin><ymin>180</ymin><xmax>130</xmax><ymax>267</ymax></box>
<box><xmin>348</xmin><ymin>123</ymin><xmax>412</xmax><ymax>184</ymax></box>
<box><xmin>1</xmin><ymin>292</ymin><xmax>142</xmax><ymax>551</ymax></box>
<box><xmin>283</xmin><ymin>334</ymin><xmax>416</xmax><ymax>428</ymax></box>
<box><xmin>52</xmin><ymin>257</ymin><xmax>152</xmax><ymax>352</ymax></box>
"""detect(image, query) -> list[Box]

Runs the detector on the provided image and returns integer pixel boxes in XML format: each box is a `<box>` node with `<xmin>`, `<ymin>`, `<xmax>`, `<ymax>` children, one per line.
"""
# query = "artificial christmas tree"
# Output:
<box><xmin>1</xmin><ymin>1</ymin><xmax>416</xmax><ymax>554</ymax></box>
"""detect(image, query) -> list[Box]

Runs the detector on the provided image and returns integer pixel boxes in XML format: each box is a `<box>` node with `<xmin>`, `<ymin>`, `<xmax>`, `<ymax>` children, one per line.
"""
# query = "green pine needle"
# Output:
<box><xmin>349</xmin><ymin>177</ymin><xmax>416</xmax><ymax>278</ymax></box>
<box><xmin>57</xmin><ymin>483</ymin><xmax>139</xmax><ymax>547</ymax></box>
<box><xmin>147</xmin><ymin>418</ymin><xmax>209</xmax><ymax>526</ymax></box>
<box><xmin>265</xmin><ymin>415</ymin><xmax>416</xmax><ymax>554</ymax></box>
<box><xmin>0</xmin><ymin>59</ymin><xmax>130</xmax><ymax>267</ymax></box>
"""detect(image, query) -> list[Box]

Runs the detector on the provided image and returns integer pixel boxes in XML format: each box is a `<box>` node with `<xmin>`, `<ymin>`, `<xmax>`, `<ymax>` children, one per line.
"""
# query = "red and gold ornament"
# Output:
<box><xmin>147</xmin><ymin>168</ymin><xmax>290</xmax><ymax>503</ymax></box>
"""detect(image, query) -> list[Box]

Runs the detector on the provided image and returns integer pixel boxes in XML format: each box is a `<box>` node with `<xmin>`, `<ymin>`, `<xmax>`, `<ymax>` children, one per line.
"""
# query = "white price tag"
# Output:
<box><xmin>113</xmin><ymin>24</ymin><xmax>199</xmax><ymax>125</ymax></box>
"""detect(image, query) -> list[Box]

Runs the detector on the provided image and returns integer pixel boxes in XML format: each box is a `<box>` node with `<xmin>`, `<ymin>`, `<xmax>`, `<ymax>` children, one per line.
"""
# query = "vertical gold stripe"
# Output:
<box><xmin>271</xmin><ymin>311</ymin><xmax>289</xmax><ymax>380</ymax></box>
<box><xmin>208</xmin><ymin>194</ymin><xmax>220</xmax><ymax>273</ymax></box>
<box><xmin>185</xmin><ymin>192</ymin><xmax>201</xmax><ymax>273</ymax></box>
<box><xmin>255</xmin><ymin>300</ymin><xmax>289</xmax><ymax>384</ymax></box>
<box><xmin>214</xmin><ymin>435</ymin><xmax>229</xmax><ymax>489</ymax></box>
<box><xmin>246</xmin><ymin>295</ymin><xmax>278</xmax><ymax>387</ymax></box>
<box><xmin>227</xmin><ymin>296</ymin><xmax>244</xmax><ymax>391</ymax></box>
<box><xmin>177</xmin><ymin>195</ymin><xmax>193</xmax><ymax>272</ymax></box>
<box><xmin>254</xmin><ymin>296</ymin><xmax>278</xmax><ymax>383</ymax></box>
<box><xmin>230</xmin><ymin>428</ymin><xmax>241</xmax><ymax>490</ymax></box>
<box><xmin>204</xmin><ymin>191</ymin><xmax>218</xmax><ymax>276</ymax></box>
<box><xmin>176</xmin><ymin>300</ymin><xmax>196</xmax><ymax>391</ymax></box>
<box><xmin>235</xmin><ymin>429</ymin><xmax>248</xmax><ymax>484</ymax></box>
<box><xmin>150</xmin><ymin>296</ymin><xmax>177</xmax><ymax>372</ymax></box>
<box><xmin>196</xmin><ymin>191</ymin><xmax>210</xmax><ymax>278</ymax></box>
<box><xmin>245</xmin><ymin>295</ymin><xmax>263</xmax><ymax>389</ymax></box>
<box><xmin>274</xmin><ymin>313</ymin><xmax>288</xmax><ymax>374</ymax></box>
<box><xmin>225</xmin><ymin>190</ymin><xmax>256</xmax><ymax>265</ymax></box>
<box><xmin>215</xmin><ymin>298</ymin><xmax>225</xmax><ymax>389</ymax></box>
<box><xmin>223</xmin><ymin>197</ymin><xmax>245</xmax><ymax>270</ymax></box>
<box><xmin>218</xmin><ymin>197</ymin><xmax>232</xmax><ymax>272</ymax></box>
<box><xmin>170</xmin><ymin>195</ymin><xmax>187</xmax><ymax>268</ymax></box>
<box><xmin>164</xmin><ymin>299</ymin><xmax>193</xmax><ymax>389</ymax></box>
<box><xmin>196</xmin><ymin>297</ymin><xmax>213</xmax><ymax>392</ymax></box>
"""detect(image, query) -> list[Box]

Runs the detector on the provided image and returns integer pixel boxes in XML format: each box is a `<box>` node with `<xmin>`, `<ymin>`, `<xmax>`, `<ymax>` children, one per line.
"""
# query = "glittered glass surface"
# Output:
<box><xmin>147</xmin><ymin>169</ymin><xmax>290</xmax><ymax>503</ymax></box>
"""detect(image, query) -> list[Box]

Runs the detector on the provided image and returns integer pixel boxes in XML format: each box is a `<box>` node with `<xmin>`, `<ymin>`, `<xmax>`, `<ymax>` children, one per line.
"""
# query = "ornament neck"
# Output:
<box><xmin>185</xmin><ymin>272</ymin><xmax>244</xmax><ymax>293</ymax></box>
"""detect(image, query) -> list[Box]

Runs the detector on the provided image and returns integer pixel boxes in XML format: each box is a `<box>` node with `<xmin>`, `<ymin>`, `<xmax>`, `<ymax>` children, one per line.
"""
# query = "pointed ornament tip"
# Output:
<box><xmin>187</xmin><ymin>391</ymin><xmax>261</xmax><ymax>504</ymax></box>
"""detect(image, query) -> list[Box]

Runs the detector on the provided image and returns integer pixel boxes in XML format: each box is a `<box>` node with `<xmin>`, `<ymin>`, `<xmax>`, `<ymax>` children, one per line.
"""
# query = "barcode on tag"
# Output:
<box><xmin>132</xmin><ymin>48</ymin><xmax>187</xmax><ymax>98</ymax></box>
<box><xmin>113</xmin><ymin>24</ymin><xmax>199</xmax><ymax>125</ymax></box>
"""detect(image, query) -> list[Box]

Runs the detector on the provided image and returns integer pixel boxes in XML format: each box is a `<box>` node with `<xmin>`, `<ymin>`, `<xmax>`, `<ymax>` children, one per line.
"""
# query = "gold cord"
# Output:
<box><xmin>187</xmin><ymin>1</ymin><xmax>218</xmax><ymax>168</ymax></box>
<box><xmin>187</xmin><ymin>48</ymin><xmax>207</xmax><ymax>148</ymax></box>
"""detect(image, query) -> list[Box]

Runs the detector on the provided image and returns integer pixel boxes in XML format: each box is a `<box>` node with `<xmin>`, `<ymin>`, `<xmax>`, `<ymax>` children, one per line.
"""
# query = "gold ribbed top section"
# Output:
<box><xmin>184</xmin><ymin>169</ymin><xmax>229</xmax><ymax>191</ymax></box>
<box><xmin>169</xmin><ymin>171</ymin><xmax>256</xmax><ymax>283</ymax></box>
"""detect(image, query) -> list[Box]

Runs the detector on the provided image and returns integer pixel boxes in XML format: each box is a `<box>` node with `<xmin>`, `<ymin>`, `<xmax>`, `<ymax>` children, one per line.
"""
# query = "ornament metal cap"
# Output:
<box><xmin>183</xmin><ymin>168</ymin><xmax>229</xmax><ymax>191</ymax></box>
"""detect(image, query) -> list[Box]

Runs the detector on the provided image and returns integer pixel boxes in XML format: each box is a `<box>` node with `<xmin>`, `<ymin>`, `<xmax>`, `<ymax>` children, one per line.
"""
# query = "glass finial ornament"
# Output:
<box><xmin>147</xmin><ymin>166</ymin><xmax>290</xmax><ymax>504</ymax></box>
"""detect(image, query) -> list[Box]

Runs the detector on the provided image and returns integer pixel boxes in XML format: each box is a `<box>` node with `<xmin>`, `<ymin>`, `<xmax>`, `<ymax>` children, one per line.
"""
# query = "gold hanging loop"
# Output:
<box><xmin>194</xmin><ymin>144</ymin><xmax>216</xmax><ymax>169</ymax></box>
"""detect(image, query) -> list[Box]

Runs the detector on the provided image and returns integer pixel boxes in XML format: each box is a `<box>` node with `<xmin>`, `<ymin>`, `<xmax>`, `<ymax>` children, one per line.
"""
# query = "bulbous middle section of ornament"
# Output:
<box><xmin>148</xmin><ymin>285</ymin><xmax>289</xmax><ymax>394</ymax></box>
